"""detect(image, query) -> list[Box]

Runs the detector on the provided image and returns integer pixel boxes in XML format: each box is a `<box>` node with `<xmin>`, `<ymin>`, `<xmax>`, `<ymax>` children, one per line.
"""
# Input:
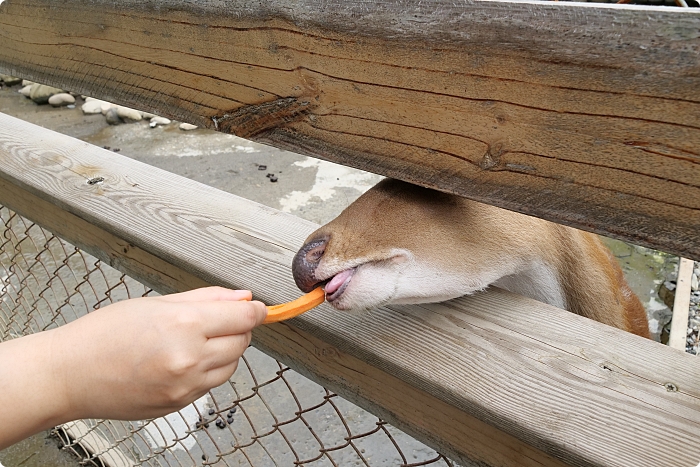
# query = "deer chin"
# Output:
<box><xmin>322</xmin><ymin>263</ymin><xmax>401</xmax><ymax>311</ymax></box>
<box><xmin>315</xmin><ymin>251</ymin><xmax>411</xmax><ymax>312</ymax></box>
<box><xmin>315</xmin><ymin>251</ymin><xmax>490</xmax><ymax>312</ymax></box>
<box><xmin>318</xmin><ymin>257</ymin><xmax>496</xmax><ymax>312</ymax></box>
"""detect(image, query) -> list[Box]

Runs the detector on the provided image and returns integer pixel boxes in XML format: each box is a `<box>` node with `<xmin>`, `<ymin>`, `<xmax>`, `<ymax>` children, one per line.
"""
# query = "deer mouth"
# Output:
<box><xmin>324</xmin><ymin>268</ymin><xmax>356</xmax><ymax>302</ymax></box>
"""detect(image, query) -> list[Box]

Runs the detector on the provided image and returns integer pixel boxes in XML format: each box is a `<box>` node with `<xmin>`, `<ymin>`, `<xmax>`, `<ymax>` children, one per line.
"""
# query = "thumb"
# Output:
<box><xmin>250</xmin><ymin>300</ymin><xmax>268</xmax><ymax>326</ymax></box>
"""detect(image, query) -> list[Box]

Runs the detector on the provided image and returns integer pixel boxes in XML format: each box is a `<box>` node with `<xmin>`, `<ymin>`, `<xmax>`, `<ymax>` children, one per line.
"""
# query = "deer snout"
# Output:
<box><xmin>292</xmin><ymin>237</ymin><xmax>328</xmax><ymax>292</ymax></box>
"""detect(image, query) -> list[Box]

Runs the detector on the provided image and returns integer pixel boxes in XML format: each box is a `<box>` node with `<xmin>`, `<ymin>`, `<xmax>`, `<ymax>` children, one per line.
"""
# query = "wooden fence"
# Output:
<box><xmin>1</xmin><ymin>0</ymin><xmax>699</xmax><ymax>259</ymax></box>
<box><xmin>1</xmin><ymin>1</ymin><xmax>699</xmax><ymax>466</ymax></box>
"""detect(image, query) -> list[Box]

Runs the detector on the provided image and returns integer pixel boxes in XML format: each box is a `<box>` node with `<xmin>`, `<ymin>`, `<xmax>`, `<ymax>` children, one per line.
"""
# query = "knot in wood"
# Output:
<box><xmin>480</xmin><ymin>143</ymin><xmax>506</xmax><ymax>171</ymax></box>
<box><xmin>213</xmin><ymin>97</ymin><xmax>313</xmax><ymax>139</ymax></box>
<box><xmin>86</xmin><ymin>176</ymin><xmax>105</xmax><ymax>185</ymax></box>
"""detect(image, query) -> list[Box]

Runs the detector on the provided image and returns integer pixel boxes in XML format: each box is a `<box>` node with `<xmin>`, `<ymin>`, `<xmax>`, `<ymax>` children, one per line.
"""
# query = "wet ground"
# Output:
<box><xmin>602</xmin><ymin>238</ymin><xmax>675</xmax><ymax>339</ymax></box>
<box><xmin>0</xmin><ymin>81</ymin><xmax>676</xmax><ymax>466</ymax></box>
<box><xmin>0</xmin><ymin>432</ymin><xmax>77</xmax><ymax>467</ymax></box>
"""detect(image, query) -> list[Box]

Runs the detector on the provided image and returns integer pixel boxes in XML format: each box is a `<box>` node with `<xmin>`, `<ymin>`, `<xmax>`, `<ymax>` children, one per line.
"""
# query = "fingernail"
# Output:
<box><xmin>229</xmin><ymin>290</ymin><xmax>252</xmax><ymax>301</ymax></box>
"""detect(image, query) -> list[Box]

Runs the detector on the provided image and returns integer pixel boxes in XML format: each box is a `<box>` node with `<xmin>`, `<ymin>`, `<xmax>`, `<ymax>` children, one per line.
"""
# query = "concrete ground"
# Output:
<box><xmin>0</xmin><ymin>85</ymin><xmax>382</xmax><ymax>226</ymax></box>
<box><xmin>0</xmin><ymin>433</ymin><xmax>77</xmax><ymax>467</ymax></box>
<box><xmin>0</xmin><ymin>81</ymin><xmax>674</xmax><ymax>467</ymax></box>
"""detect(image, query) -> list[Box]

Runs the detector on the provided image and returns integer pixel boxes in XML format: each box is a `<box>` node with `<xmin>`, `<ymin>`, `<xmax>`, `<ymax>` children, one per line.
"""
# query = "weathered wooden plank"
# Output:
<box><xmin>0</xmin><ymin>184</ymin><xmax>567</xmax><ymax>467</ymax></box>
<box><xmin>0</xmin><ymin>176</ymin><xmax>210</xmax><ymax>295</ymax></box>
<box><xmin>1</xmin><ymin>113</ymin><xmax>699</xmax><ymax>467</ymax></box>
<box><xmin>0</xmin><ymin>0</ymin><xmax>698</xmax><ymax>259</ymax></box>
<box><xmin>669</xmin><ymin>257</ymin><xmax>694</xmax><ymax>350</ymax></box>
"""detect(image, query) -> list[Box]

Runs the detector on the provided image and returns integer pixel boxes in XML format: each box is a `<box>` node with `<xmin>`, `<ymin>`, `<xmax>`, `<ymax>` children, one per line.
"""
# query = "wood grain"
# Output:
<box><xmin>1</xmin><ymin>113</ymin><xmax>699</xmax><ymax>467</ymax></box>
<box><xmin>0</xmin><ymin>177</ymin><xmax>568</xmax><ymax>467</ymax></box>
<box><xmin>0</xmin><ymin>0</ymin><xmax>698</xmax><ymax>258</ymax></box>
<box><xmin>0</xmin><ymin>177</ymin><xmax>210</xmax><ymax>295</ymax></box>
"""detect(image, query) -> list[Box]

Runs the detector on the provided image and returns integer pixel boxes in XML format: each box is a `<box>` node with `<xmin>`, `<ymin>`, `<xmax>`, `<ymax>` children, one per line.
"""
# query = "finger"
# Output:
<box><xmin>159</xmin><ymin>287</ymin><xmax>252</xmax><ymax>303</ymax></box>
<box><xmin>196</xmin><ymin>300</ymin><xmax>267</xmax><ymax>337</ymax></box>
<box><xmin>204</xmin><ymin>360</ymin><xmax>240</xmax><ymax>390</ymax></box>
<box><xmin>200</xmin><ymin>333</ymin><xmax>251</xmax><ymax>370</ymax></box>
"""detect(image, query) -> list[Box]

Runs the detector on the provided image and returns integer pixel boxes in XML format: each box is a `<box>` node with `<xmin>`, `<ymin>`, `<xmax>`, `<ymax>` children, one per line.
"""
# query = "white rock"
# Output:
<box><xmin>19</xmin><ymin>85</ymin><xmax>32</xmax><ymax>97</ymax></box>
<box><xmin>48</xmin><ymin>93</ymin><xmax>75</xmax><ymax>107</ymax></box>
<box><xmin>81</xmin><ymin>100</ymin><xmax>104</xmax><ymax>114</ymax></box>
<box><xmin>22</xmin><ymin>80</ymin><xmax>34</xmax><ymax>87</ymax></box>
<box><xmin>98</xmin><ymin>102</ymin><xmax>115</xmax><ymax>114</ymax></box>
<box><xmin>116</xmin><ymin>106</ymin><xmax>142</xmax><ymax>122</ymax></box>
<box><xmin>692</xmin><ymin>273</ymin><xmax>699</xmax><ymax>292</ymax></box>
<box><xmin>179</xmin><ymin>123</ymin><xmax>198</xmax><ymax>131</ymax></box>
<box><xmin>140</xmin><ymin>111</ymin><xmax>158</xmax><ymax>120</ymax></box>
<box><xmin>149</xmin><ymin>116</ymin><xmax>171</xmax><ymax>127</ymax></box>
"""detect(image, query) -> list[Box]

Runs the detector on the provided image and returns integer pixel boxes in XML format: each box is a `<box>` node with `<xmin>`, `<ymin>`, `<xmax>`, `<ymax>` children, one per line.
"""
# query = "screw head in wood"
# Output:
<box><xmin>664</xmin><ymin>382</ymin><xmax>678</xmax><ymax>392</ymax></box>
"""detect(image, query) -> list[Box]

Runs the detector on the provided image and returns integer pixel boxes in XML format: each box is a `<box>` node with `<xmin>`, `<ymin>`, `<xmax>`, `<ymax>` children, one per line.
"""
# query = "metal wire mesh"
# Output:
<box><xmin>0</xmin><ymin>205</ymin><xmax>455</xmax><ymax>467</ymax></box>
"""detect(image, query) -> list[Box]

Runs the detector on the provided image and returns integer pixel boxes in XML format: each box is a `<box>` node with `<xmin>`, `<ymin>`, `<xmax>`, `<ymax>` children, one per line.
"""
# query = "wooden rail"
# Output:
<box><xmin>0</xmin><ymin>0</ymin><xmax>699</xmax><ymax>259</ymax></box>
<box><xmin>1</xmin><ymin>113</ymin><xmax>698</xmax><ymax>467</ymax></box>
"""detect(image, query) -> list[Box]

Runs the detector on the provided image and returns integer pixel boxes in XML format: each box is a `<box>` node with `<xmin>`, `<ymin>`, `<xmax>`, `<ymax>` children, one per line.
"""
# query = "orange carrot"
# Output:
<box><xmin>263</xmin><ymin>287</ymin><xmax>325</xmax><ymax>324</ymax></box>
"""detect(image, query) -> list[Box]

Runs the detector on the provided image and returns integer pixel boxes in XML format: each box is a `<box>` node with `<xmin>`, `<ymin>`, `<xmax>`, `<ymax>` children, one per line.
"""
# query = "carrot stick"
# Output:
<box><xmin>263</xmin><ymin>287</ymin><xmax>325</xmax><ymax>324</ymax></box>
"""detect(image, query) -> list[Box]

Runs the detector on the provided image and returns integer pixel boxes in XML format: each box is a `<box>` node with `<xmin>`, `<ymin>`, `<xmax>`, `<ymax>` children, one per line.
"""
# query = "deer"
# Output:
<box><xmin>292</xmin><ymin>178</ymin><xmax>650</xmax><ymax>338</ymax></box>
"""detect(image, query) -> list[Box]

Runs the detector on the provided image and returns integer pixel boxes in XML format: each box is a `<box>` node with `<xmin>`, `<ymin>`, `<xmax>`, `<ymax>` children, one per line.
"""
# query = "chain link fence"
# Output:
<box><xmin>0</xmin><ymin>205</ymin><xmax>456</xmax><ymax>467</ymax></box>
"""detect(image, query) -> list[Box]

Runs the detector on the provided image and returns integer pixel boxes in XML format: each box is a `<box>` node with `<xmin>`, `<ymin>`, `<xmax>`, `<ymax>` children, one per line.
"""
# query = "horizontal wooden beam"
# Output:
<box><xmin>0</xmin><ymin>0</ymin><xmax>698</xmax><ymax>259</ymax></box>
<box><xmin>1</xmin><ymin>112</ymin><xmax>699</xmax><ymax>467</ymax></box>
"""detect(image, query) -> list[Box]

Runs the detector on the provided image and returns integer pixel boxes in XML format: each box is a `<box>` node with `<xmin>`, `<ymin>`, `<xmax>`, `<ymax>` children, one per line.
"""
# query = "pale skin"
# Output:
<box><xmin>0</xmin><ymin>286</ymin><xmax>268</xmax><ymax>449</ymax></box>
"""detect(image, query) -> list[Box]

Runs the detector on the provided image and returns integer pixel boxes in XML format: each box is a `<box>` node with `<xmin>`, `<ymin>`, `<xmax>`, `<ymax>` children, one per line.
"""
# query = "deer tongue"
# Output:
<box><xmin>324</xmin><ymin>268</ymin><xmax>355</xmax><ymax>296</ymax></box>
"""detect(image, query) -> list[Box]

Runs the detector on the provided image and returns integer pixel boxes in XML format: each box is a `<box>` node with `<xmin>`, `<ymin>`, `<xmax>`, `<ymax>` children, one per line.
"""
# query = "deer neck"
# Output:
<box><xmin>492</xmin><ymin>259</ymin><xmax>567</xmax><ymax>310</ymax></box>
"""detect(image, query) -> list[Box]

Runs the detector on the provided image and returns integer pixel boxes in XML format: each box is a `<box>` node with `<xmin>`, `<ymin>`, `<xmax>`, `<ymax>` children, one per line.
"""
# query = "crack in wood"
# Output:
<box><xmin>213</xmin><ymin>97</ymin><xmax>313</xmax><ymax>139</ymax></box>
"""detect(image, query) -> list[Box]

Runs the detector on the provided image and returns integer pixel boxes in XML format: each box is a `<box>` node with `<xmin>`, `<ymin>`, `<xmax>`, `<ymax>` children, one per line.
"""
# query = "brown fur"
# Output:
<box><xmin>293</xmin><ymin>179</ymin><xmax>650</xmax><ymax>338</ymax></box>
<box><xmin>551</xmin><ymin>226</ymin><xmax>649</xmax><ymax>337</ymax></box>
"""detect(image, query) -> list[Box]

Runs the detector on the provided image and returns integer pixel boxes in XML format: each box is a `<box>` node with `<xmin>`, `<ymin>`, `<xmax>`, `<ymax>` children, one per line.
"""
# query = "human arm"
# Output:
<box><xmin>0</xmin><ymin>287</ymin><xmax>267</xmax><ymax>449</ymax></box>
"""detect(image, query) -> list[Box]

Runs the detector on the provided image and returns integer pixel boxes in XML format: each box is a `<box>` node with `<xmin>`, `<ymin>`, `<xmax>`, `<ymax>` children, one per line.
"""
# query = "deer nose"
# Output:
<box><xmin>292</xmin><ymin>238</ymin><xmax>328</xmax><ymax>292</ymax></box>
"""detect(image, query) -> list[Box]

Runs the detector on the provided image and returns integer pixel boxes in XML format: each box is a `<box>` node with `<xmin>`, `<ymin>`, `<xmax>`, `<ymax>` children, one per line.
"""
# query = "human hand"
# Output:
<box><xmin>1</xmin><ymin>286</ymin><xmax>266</xmax><ymax>448</ymax></box>
<box><xmin>47</xmin><ymin>287</ymin><xmax>267</xmax><ymax>422</ymax></box>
